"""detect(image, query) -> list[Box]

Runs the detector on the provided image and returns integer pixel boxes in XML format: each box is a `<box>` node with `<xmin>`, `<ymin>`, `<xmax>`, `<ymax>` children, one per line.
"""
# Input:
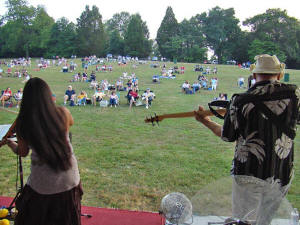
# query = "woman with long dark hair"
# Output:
<box><xmin>7</xmin><ymin>77</ymin><xmax>82</xmax><ymax>225</ymax></box>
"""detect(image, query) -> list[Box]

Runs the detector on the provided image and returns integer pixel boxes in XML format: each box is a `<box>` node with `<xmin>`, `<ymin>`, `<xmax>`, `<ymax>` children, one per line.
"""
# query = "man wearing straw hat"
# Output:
<box><xmin>195</xmin><ymin>54</ymin><xmax>300</xmax><ymax>224</ymax></box>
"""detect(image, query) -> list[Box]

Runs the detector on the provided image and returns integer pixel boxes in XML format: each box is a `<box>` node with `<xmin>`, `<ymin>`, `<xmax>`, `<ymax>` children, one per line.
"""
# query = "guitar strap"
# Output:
<box><xmin>208</xmin><ymin>100</ymin><xmax>229</xmax><ymax>119</ymax></box>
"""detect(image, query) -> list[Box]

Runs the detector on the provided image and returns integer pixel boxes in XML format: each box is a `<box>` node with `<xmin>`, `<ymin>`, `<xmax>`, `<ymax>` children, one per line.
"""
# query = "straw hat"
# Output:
<box><xmin>250</xmin><ymin>54</ymin><xmax>285</xmax><ymax>77</ymax></box>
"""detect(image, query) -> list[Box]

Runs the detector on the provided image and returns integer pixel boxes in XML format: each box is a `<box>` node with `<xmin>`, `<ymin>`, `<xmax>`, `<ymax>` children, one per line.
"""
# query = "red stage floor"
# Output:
<box><xmin>0</xmin><ymin>196</ymin><xmax>164</xmax><ymax>225</ymax></box>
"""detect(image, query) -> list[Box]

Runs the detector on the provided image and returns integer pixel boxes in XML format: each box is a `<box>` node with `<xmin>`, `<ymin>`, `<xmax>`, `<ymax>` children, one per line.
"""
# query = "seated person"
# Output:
<box><xmin>14</xmin><ymin>70</ymin><xmax>20</xmax><ymax>78</ymax></box>
<box><xmin>213</xmin><ymin>67</ymin><xmax>218</xmax><ymax>74</ymax></box>
<box><xmin>81</xmin><ymin>72</ymin><xmax>88</xmax><ymax>82</ymax></box>
<box><xmin>129</xmin><ymin>87</ymin><xmax>139</xmax><ymax>108</ymax></box>
<box><xmin>142</xmin><ymin>88</ymin><xmax>155</xmax><ymax>109</ymax></box>
<box><xmin>64</xmin><ymin>85</ymin><xmax>76</xmax><ymax>105</ymax></box>
<box><xmin>22</xmin><ymin>73</ymin><xmax>30</xmax><ymax>83</ymax></box>
<box><xmin>109</xmin><ymin>91</ymin><xmax>119</xmax><ymax>107</ymax></box>
<box><xmin>238</xmin><ymin>76</ymin><xmax>245</xmax><ymax>88</ymax></box>
<box><xmin>216</xmin><ymin>93</ymin><xmax>227</xmax><ymax>101</ymax></box>
<box><xmin>92</xmin><ymin>88</ymin><xmax>106</xmax><ymax>106</ymax></box>
<box><xmin>192</xmin><ymin>81</ymin><xmax>201</xmax><ymax>93</ymax></box>
<box><xmin>152</xmin><ymin>75</ymin><xmax>159</xmax><ymax>83</ymax></box>
<box><xmin>101</xmin><ymin>79</ymin><xmax>109</xmax><ymax>93</ymax></box>
<box><xmin>200</xmin><ymin>79</ymin><xmax>208</xmax><ymax>89</ymax></box>
<box><xmin>127</xmin><ymin>79</ymin><xmax>133</xmax><ymax>90</ymax></box>
<box><xmin>90</xmin><ymin>71</ymin><xmax>96</xmax><ymax>81</ymax></box>
<box><xmin>62</xmin><ymin>65</ymin><xmax>68</xmax><ymax>72</ymax></box>
<box><xmin>14</xmin><ymin>88</ymin><xmax>23</xmax><ymax>108</ymax></box>
<box><xmin>132</xmin><ymin>76</ymin><xmax>138</xmax><ymax>87</ymax></box>
<box><xmin>73</xmin><ymin>72</ymin><xmax>80</xmax><ymax>82</ymax></box>
<box><xmin>7</xmin><ymin>67</ymin><xmax>12</xmax><ymax>76</ymax></box>
<box><xmin>77</xmin><ymin>91</ymin><xmax>87</xmax><ymax>105</ymax></box>
<box><xmin>115</xmin><ymin>79</ymin><xmax>123</xmax><ymax>91</ymax></box>
<box><xmin>90</xmin><ymin>80</ymin><xmax>98</xmax><ymax>90</ymax></box>
<box><xmin>206</xmin><ymin>66</ymin><xmax>211</xmax><ymax>74</ymax></box>
<box><xmin>180</xmin><ymin>66</ymin><xmax>185</xmax><ymax>74</ymax></box>
<box><xmin>1</xmin><ymin>87</ymin><xmax>12</xmax><ymax>107</ymax></box>
<box><xmin>182</xmin><ymin>81</ymin><xmax>190</xmax><ymax>93</ymax></box>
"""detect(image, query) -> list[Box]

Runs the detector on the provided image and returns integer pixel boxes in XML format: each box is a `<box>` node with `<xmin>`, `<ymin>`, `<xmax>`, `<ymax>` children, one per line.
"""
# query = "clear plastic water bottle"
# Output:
<box><xmin>291</xmin><ymin>208</ymin><xmax>299</xmax><ymax>225</ymax></box>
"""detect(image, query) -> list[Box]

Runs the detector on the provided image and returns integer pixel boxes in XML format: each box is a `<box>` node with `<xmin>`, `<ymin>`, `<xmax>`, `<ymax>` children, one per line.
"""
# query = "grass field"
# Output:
<box><xmin>0</xmin><ymin>60</ymin><xmax>299</xmax><ymax>213</ymax></box>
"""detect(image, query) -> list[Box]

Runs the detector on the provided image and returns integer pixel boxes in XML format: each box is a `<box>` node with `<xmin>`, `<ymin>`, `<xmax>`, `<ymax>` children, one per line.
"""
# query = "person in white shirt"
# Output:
<box><xmin>238</xmin><ymin>76</ymin><xmax>245</xmax><ymax>88</ymax></box>
<box><xmin>211</xmin><ymin>77</ymin><xmax>218</xmax><ymax>90</ymax></box>
<box><xmin>142</xmin><ymin>88</ymin><xmax>155</xmax><ymax>109</ymax></box>
<box><xmin>14</xmin><ymin>88</ymin><xmax>23</xmax><ymax>108</ymax></box>
<box><xmin>182</xmin><ymin>81</ymin><xmax>190</xmax><ymax>93</ymax></box>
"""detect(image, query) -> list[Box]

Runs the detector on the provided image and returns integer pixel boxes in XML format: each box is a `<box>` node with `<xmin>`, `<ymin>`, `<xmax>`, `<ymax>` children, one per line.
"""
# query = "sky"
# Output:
<box><xmin>1</xmin><ymin>0</ymin><xmax>300</xmax><ymax>39</ymax></box>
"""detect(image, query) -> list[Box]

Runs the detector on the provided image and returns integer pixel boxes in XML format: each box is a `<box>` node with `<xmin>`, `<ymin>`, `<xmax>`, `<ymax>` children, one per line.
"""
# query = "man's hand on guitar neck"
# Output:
<box><xmin>194</xmin><ymin>105</ymin><xmax>222</xmax><ymax>137</ymax></box>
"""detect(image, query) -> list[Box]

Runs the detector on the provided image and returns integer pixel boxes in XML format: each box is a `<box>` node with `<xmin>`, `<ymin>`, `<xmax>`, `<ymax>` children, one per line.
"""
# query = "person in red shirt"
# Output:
<box><xmin>1</xmin><ymin>87</ymin><xmax>12</xmax><ymax>107</ymax></box>
<box><xmin>129</xmin><ymin>87</ymin><xmax>139</xmax><ymax>108</ymax></box>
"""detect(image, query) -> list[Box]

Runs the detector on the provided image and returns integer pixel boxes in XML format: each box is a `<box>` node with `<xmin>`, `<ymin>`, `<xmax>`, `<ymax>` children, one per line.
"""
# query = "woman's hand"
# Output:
<box><xmin>6</xmin><ymin>139</ymin><xmax>18</xmax><ymax>154</ymax></box>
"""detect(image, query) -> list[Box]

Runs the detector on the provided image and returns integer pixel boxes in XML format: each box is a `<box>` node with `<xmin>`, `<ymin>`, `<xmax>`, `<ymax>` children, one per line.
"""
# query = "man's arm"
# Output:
<box><xmin>194</xmin><ymin>106</ymin><xmax>222</xmax><ymax>137</ymax></box>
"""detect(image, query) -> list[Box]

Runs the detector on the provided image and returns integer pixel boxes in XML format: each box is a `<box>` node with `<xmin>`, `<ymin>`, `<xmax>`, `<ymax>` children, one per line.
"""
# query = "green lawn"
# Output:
<box><xmin>0</xmin><ymin>60</ymin><xmax>299</xmax><ymax>212</ymax></box>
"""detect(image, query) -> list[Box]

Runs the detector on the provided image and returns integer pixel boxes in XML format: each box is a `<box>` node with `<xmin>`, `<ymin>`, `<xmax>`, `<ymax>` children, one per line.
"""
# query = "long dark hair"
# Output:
<box><xmin>16</xmin><ymin>77</ymin><xmax>72</xmax><ymax>171</ymax></box>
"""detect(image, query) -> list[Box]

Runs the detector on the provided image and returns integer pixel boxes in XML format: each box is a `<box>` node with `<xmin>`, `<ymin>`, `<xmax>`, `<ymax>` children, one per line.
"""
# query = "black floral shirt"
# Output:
<box><xmin>222</xmin><ymin>80</ymin><xmax>300</xmax><ymax>186</ymax></box>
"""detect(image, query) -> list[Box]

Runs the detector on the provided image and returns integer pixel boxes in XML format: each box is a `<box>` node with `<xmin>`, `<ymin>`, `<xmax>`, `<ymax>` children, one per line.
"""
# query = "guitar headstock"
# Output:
<box><xmin>144</xmin><ymin>113</ymin><xmax>162</xmax><ymax>126</ymax></box>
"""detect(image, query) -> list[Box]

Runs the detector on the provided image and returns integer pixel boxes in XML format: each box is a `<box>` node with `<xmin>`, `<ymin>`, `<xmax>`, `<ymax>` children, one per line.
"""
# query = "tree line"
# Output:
<box><xmin>1</xmin><ymin>0</ymin><xmax>300</xmax><ymax>68</ymax></box>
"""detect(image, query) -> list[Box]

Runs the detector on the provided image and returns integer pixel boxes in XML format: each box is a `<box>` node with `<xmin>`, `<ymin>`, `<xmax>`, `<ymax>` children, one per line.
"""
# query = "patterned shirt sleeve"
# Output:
<box><xmin>221</xmin><ymin>96</ymin><xmax>238</xmax><ymax>142</ymax></box>
<box><xmin>296</xmin><ymin>87</ymin><xmax>300</xmax><ymax>124</ymax></box>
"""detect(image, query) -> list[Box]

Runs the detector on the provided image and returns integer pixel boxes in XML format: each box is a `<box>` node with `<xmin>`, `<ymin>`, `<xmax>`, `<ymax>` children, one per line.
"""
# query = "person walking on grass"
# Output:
<box><xmin>194</xmin><ymin>55</ymin><xmax>299</xmax><ymax>225</ymax></box>
<box><xmin>7</xmin><ymin>77</ymin><xmax>82</xmax><ymax>225</ymax></box>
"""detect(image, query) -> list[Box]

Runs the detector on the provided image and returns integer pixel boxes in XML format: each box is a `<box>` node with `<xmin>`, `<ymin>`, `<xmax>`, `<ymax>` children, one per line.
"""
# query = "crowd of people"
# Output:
<box><xmin>63</xmin><ymin>68</ymin><xmax>155</xmax><ymax>109</ymax></box>
<box><xmin>181</xmin><ymin>75</ymin><xmax>219</xmax><ymax>94</ymax></box>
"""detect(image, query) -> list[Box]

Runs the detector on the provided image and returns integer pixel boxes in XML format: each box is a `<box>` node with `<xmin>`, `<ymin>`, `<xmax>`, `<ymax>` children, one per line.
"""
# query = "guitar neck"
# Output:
<box><xmin>159</xmin><ymin>108</ymin><xmax>226</xmax><ymax>121</ymax></box>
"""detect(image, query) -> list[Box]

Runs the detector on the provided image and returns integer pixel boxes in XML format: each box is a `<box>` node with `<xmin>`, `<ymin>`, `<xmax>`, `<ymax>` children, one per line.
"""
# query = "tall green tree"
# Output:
<box><xmin>248</xmin><ymin>39</ymin><xmax>286</xmax><ymax>62</ymax></box>
<box><xmin>243</xmin><ymin>8</ymin><xmax>300</xmax><ymax>68</ymax></box>
<box><xmin>156</xmin><ymin>6</ymin><xmax>179</xmax><ymax>59</ymax></box>
<box><xmin>76</xmin><ymin>5</ymin><xmax>107</xmax><ymax>56</ymax></box>
<box><xmin>178</xmin><ymin>18</ymin><xmax>207</xmax><ymax>62</ymax></box>
<box><xmin>124</xmin><ymin>14</ymin><xmax>151</xmax><ymax>57</ymax></box>
<box><xmin>198</xmin><ymin>7</ymin><xmax>241</xmax><ymax>63</ymax></box>
<box><xmin>29</xmin><ymin>6</ymin><xmax>54</xmax><ymax>56</ymax></box>
<box><xmin>46</xmin><ymin>17</ymin><xmax>77</xmax><ymax>58</ymax></box>
<box><xmin>106</xmin><ymin>12</ymin><xmax>130</xmax><ymax>38</ymax></box>
<box><xmin>2</xmin><ymin>0</ymin><xmax>36</xmax><ymax>57</ymax></box>
<box><xmin>108</xmin><ymin>29</ymin><xmax>124</xmax><ymax>55</ymax></box>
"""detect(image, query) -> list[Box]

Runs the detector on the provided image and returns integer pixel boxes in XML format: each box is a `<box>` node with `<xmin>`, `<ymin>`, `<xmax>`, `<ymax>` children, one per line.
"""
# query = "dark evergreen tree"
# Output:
<box><xmin>76</xmin><ymin>5</ymin><xmax>107</xmax><ymax>56</ymax></box>
<box><xmin>46</xmin><ymin>17</ymin><xmax>77</xmax><ymax>58</ymax></box>
<box><xmin>124</xmin><ymin>14</ymin><xmax>151</xmax><ymax>57</ymax></box>
<box><xmin>156</xmin><ymin>6</ymin><xmax>179</xmax><ymax>59</ymax></box>
<box><xmin>108</xmin><ymin>29</ymin><xmax>124</xmax><ymax>55</ymax></box>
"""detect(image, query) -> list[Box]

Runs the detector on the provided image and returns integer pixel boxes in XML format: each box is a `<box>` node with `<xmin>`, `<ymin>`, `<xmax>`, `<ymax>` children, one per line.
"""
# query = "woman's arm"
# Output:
<box><xmin>58</xmin><ymin>106</ymin><xmax>74</xmax><ymax>130</ymax></box>
<box><xmin>7</xmin><ymin>136</ymin><xmax>29</xmax><ymax>157</ymax></box>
